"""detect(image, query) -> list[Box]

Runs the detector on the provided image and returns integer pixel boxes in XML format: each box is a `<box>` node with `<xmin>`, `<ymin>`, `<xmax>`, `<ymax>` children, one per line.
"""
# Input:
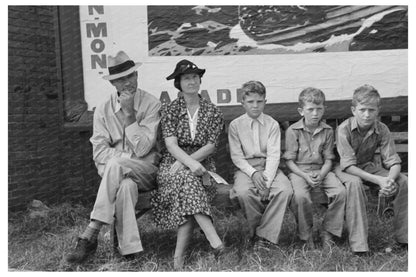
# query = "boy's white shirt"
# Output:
<box><xmin>228</xmin><ymin>112</ymin><xmax>281</xmax><ymax>188</ymax></box>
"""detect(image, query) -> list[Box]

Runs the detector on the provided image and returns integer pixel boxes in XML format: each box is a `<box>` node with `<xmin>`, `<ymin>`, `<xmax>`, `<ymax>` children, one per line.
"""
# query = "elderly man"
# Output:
<box><xmin>65</xmin><ymin>51</ymin><xmax>161</xmax><ymax>263</ymax></box>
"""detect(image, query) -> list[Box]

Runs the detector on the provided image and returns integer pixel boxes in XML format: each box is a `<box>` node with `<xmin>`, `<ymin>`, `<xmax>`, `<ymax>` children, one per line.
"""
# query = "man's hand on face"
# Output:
<box><xmin>119</xmin><ymin>90</ymin><xmax>135</xmax><ymax>116</ymax></box>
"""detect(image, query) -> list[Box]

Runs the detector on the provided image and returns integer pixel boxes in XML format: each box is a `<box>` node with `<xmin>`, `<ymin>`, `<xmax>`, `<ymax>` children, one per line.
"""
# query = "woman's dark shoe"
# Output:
<box><xmin>173</xmin><ymin>255</ymin><xmax>185</xmax><ymax>271</ymax></box>
<box><xmin>212</xmin><ymin>244</ymin><xmax>227</xmax><ymax>260</ymax></box>
<box><xmin>65</xmin><ymin>237</ymin><xmax>98</xmax><ymax>263</ymax></box>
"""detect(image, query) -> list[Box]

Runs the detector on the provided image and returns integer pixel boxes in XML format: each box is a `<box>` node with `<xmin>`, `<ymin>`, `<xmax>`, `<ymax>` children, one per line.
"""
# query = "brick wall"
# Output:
<box><xmin>8</xmin><ymin>6</ymin><xmax>100</xmax><ymax>212</ymax></box>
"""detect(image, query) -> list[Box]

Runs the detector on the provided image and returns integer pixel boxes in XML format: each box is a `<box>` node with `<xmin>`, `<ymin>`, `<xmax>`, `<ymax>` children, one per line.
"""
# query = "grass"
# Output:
<box><xmin>8</xmin><ymin>193</ymin><xmax>407</xmax><ymax>271</ymax></box>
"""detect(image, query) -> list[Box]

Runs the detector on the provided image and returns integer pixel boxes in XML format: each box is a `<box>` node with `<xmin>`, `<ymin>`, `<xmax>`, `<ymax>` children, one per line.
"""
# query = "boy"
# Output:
<box><xmin>334</xmin><ymin>84</ymin><xmax>408</xmax><ymax>254</ymax></box>
<box><xmin>228</xmin><ymin>80</ymin><xmax>293</xmax><ymax>250</ymax></box>
<box><xmin>284</xmin><ymin>87</ymin><xmax>346</xmax><ymax>249</ymax></box>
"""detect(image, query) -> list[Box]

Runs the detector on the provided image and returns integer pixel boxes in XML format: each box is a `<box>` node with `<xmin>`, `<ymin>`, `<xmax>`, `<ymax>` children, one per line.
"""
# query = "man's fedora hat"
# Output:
<box><xmin>102</xmin><ymin>51</ymin><xmax>142</xmax><ymax>80</ymax></box>
<box><xmin>166</xmin><ymin>59</ymin><xmax>205</xmax><ymax>80</ymax></box>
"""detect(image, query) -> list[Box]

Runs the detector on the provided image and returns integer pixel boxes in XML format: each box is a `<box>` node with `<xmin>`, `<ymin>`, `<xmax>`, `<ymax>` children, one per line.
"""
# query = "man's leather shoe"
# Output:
<box><xmin>65</xmin><ymin>237</ymin><xmax>98</xmax><ymax>263</ymax></box>
<box><xmin>123</xmin><ymin>252</ymin><xmax>143</xmax><ymax>261</ymax></box>
<box><xmin>353</xmin><ymin>251</ymin><xmax>371</xmax><ymax>257</ymax></box>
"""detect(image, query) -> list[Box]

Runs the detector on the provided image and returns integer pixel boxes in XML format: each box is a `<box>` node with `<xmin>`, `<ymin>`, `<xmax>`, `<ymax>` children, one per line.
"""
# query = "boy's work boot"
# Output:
<box><xmin>302</xmin><ymin>236</ymin><xmax>315</xmax><ymax>249</ymax></box>
<box><xmin>253</xmin><ymin>236</ymin><xmax>277</xmax><ymax>252</ymax></box>
<box><xmin>65</xmin><ymin>237</ymin><xmax>98</xmax><ymax>263</ymax></box>
<box><xmin>321</xmin><ymin>230</ymin><xmax>335</xmax><ymax>251</ymax></box>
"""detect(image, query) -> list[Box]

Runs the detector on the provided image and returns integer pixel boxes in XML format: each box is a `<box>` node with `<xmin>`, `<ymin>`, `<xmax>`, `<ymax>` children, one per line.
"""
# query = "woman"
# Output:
<box><xmin>151</xmin><ymin>60</ymin><xmax>225</xmax><ymax>269</ymax></box>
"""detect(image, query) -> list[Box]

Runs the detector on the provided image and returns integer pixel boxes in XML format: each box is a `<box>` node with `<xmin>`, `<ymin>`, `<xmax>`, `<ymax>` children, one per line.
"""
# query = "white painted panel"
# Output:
<box><xmin>79</xmin><ymin>5</ymin><xmax>408</xmax><ymax>110</ymax></box>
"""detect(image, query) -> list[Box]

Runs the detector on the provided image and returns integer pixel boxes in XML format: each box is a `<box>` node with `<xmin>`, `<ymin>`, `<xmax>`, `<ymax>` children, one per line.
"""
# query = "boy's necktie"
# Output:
<box><xmin>252</xmin><ymin>119</ymin><xmax>261</xmax><ymax>154</ymax></box>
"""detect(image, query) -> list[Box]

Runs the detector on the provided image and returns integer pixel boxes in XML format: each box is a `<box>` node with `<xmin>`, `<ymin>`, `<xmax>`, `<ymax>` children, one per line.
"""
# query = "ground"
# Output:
<box><xmin>8</xmin><ymin>192</ymin><xmax>407</xmax><ymax>271</ymax></box>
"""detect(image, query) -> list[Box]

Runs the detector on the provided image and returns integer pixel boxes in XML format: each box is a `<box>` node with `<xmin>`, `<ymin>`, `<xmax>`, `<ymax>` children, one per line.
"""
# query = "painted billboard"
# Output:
<box><xmin>148</xmin><ymin>5</ymin><xmax>408</xmax><ymax>56</ymax></box>
<box><xmin>79</xmin><ymin>5</ymin><xmax>408</xmax><ymax>111</ymax></box>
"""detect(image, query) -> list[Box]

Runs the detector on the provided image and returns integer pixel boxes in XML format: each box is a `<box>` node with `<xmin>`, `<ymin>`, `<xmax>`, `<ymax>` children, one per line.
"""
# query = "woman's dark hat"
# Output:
<box><xmin>166</xmin><ymin>59</ymin><xmax>205</xmax><ymax>80</ymax></box>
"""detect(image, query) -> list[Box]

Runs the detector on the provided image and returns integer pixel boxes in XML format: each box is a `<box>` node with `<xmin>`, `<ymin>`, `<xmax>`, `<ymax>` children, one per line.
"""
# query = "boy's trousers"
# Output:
<box><xmin>230</xmin><ymin>158</ymin><xmax>293</xmax><ymax>244</ymax></box>
<box><xmin>288</xmin><ymin>165</ymin><xmax>346</xmax><ymax>241</ymax></box>
<box><xmin>91</xmin><ymin>156</ymin><xmax>157</xmax><ymax>255</ymax></box>
<box><xmin>334</xmin><ymin>162</ymin><xmax>408</xmax><ymax>252</ymax></box>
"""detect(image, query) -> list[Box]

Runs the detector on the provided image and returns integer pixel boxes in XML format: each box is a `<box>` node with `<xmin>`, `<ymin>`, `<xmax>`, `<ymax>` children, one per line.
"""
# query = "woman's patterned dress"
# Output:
<box><xmin>151</xmin><ymin>95</ymin><xmax>224</xmax><ymax>229</ymax></box>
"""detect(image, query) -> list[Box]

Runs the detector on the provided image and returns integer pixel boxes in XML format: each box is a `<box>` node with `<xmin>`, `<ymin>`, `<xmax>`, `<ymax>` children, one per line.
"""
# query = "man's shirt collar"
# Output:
<box><xmin>292</xmin><ymin>118</ymin><xmax>331</xmax><ymax>133</ymax></box>
<box><xmin>243</xmin><ymin>112</ymin><xmax>265</xmax><ymax>126</ymax></box>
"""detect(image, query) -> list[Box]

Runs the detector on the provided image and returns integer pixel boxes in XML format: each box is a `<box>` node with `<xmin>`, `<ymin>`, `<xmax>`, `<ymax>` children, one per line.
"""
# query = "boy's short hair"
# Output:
<box><xmin>352</xmin><ymin>84</ymin><xmax>381</xmax><ymax>107</ymax></box>
<box><xmin>241</xmin><ymin>80</ymin><xmax>266</xmax><ymax>100</ymax></box>
<box><xmin>298</xmin><ymin>87</ymin><xmax>325</xmax><ymax>107</ymax></box>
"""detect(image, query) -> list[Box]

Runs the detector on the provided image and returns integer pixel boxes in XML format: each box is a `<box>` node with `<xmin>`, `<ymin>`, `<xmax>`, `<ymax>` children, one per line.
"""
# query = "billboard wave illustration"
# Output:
<box><xmin>148</xmin><ymin>5</ymin><xmax>408</xmax><ymax>56</ymax></box>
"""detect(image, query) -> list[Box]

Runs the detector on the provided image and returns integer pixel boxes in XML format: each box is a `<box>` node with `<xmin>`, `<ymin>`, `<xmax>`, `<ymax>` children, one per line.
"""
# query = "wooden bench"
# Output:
<box><xmin>301</xmin><ymin>131</ymin><xmax>408</xmax><ymax>215</ymax></box>
<box><xmin>111</xmin><ymin>131</ymin><xmax>407</xmax><ymax>252</ymax></box>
